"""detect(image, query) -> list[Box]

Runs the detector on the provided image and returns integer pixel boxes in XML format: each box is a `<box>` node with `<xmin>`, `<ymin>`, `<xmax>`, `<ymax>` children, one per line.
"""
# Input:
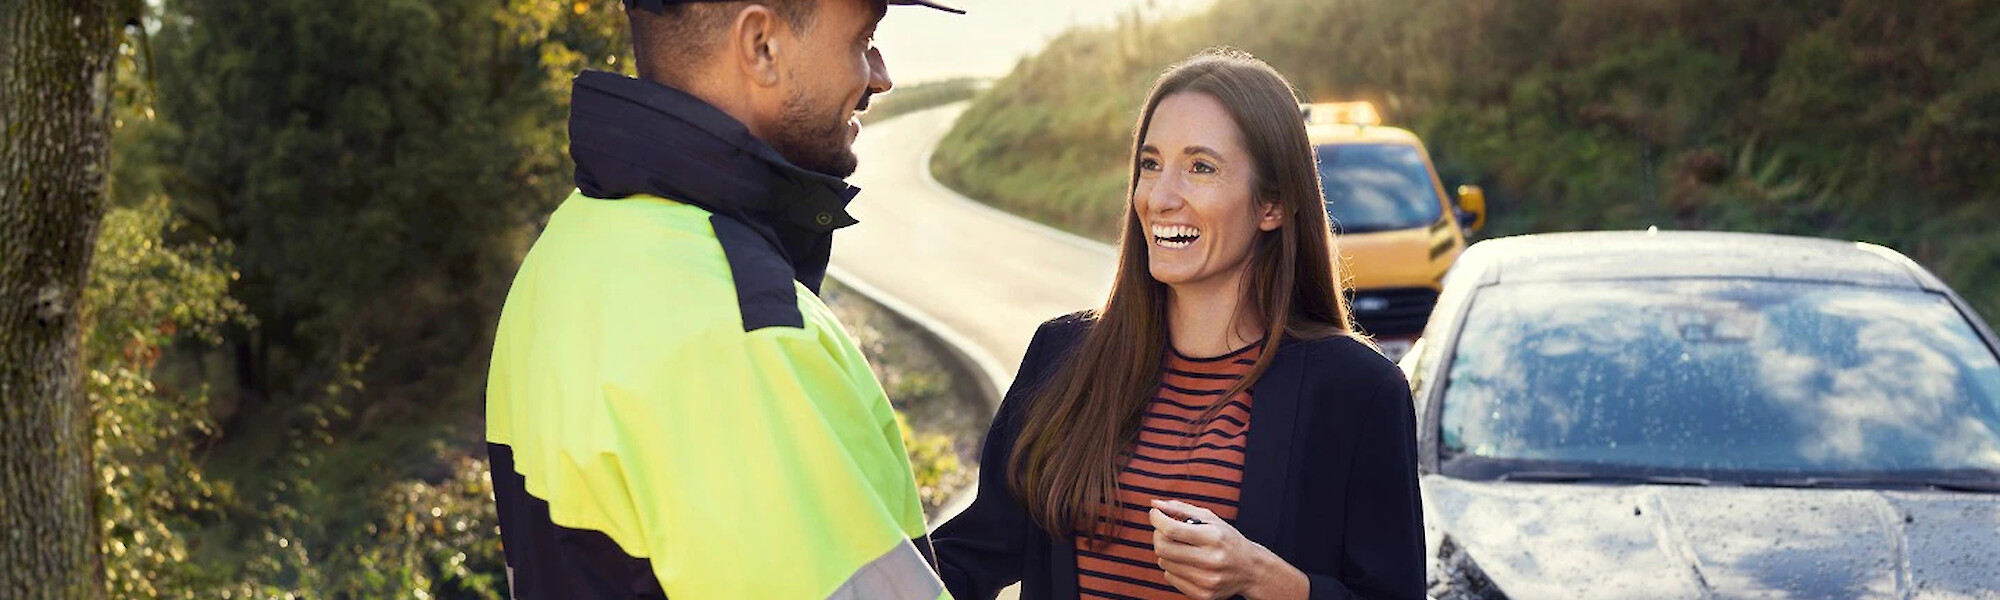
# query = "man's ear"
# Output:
<box><xmin>726</xmin><ymin>5</ymin><xmax>783</xmax><ymax>88</ymax></box>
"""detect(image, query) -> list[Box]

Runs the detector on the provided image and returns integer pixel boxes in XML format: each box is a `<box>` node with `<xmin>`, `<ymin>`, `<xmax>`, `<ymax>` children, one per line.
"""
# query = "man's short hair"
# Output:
<box><xmin>629</xmin><ymin>1</ymin><xmax>818</xmax><ymax>87</ymax></box>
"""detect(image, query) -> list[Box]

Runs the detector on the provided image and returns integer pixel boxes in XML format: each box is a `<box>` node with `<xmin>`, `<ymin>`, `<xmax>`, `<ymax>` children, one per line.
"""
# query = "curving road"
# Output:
<box><xmin>829</xmin><ymin>104</ymin><xmax>1117</xmax><ymax>599</ymax></box>
<box><xmin>832</xmin><ymin>103</ymin><xmax>1117</xmax><ymax>394</ymax></box>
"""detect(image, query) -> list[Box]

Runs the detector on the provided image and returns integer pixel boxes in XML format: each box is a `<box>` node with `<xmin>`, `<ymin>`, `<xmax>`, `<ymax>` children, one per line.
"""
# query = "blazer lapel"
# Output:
<box><xmin>1052</xmin><ymin>541</ymin><xmax>1079</xmax><ymax>598</ymax></box>
<box><xmin>1235</xmin><ymin>346</ymin><xmax>1303</xmax><ymax>554</ymax></box>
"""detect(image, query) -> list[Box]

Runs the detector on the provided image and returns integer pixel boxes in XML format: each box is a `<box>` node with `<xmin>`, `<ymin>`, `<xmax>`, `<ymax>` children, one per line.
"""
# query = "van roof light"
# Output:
<box><xmin>1300</xmin><ymin>101</ymin><xmax>1382</xmax><ymax>127</ymax></box>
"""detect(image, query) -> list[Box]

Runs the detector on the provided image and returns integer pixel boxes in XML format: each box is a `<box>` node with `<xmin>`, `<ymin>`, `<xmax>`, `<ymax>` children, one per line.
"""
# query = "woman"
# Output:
<box><xmin>930</xmin><ymin>49</ymin><xmax>1423</xmax><ymax>600</ymax></box>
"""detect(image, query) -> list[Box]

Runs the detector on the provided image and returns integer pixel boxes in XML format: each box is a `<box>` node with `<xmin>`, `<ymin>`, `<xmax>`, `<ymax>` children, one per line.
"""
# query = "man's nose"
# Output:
<box><xmin>867</xmin><ymin>47</ymin><xmax>893</xmax><ymax>95</ymax></box>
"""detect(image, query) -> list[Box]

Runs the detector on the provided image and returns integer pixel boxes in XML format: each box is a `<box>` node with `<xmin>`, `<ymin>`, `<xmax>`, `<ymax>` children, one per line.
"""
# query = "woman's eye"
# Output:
<box><xmin>1191</xmin><ymin>160</ymin><xmax>1217</xmax><ymax>174</ymax></box>
<box><xmin>1138</xmin><ymin>158</ymin><xmax>1162</xmax><ymax>171</ymax></box>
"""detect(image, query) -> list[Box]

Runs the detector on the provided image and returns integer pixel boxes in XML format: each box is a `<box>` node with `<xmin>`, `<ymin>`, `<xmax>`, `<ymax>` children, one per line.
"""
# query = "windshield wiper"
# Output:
<box><xmin>1497</xmin><ymin>470</ymin><xmax>1712</xmax><ymax>486</ymax></box>
<box><xmin>1745</xmin><ymin>477</ymin><xmax>2000</xmax><ymax>494</ymax></box>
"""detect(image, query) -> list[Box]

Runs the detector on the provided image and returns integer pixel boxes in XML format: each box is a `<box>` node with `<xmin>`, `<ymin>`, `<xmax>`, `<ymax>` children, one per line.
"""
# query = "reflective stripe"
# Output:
<box><xmin>826</xmin><ymin>539</ymin><xmax>945</xmax><ymax>600</ymax></box>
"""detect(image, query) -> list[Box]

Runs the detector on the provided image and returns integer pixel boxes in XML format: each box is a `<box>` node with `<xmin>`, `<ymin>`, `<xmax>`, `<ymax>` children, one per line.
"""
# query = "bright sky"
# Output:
<box><xmin>874</xmin><ymin>0</ymin><xmax>1218</xmax><ymax>84</ymax></box>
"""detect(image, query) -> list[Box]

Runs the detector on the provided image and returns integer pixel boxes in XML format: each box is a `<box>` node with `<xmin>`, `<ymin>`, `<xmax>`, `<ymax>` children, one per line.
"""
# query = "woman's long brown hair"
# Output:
<box><xmin>1007</xmin><ymin>49</ymin><xmax>1364</xmax><ymax>542</ymax></box>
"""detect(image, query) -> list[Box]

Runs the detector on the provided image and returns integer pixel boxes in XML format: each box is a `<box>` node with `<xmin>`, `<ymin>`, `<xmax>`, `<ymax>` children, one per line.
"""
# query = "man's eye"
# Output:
<box><xmin>1192</xmin><ymin>160</ymin><xmax>1216</xmax><ymax>174</ymax></box>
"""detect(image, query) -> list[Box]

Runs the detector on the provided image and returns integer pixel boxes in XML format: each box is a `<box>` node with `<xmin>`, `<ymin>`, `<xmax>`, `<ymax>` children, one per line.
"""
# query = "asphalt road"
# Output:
<box><xmin>832</xmin><ymin>101</ymin><xmax>1121</xmax><ymax>600</ymax></box>
<box><xmin>832</xmin><ymin>103</ymin><xmax>1117</xmax><ymax>392</ymax></box>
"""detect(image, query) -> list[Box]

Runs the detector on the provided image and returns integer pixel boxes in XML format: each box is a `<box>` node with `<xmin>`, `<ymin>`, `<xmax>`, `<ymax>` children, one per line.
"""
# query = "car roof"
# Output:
<box><xmin>1456</xmin><ymin>230</ymin><xmax>1938</xmax><ymax>290</ymax></box>
<box><xmin>1306</xmin><ymin>123</ymin><xmax>1423</xmax><ymax>146</ymax></box>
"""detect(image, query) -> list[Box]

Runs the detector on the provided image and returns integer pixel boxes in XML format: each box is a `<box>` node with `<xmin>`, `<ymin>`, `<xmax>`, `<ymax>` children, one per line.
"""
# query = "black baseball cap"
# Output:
<box><xmin>625</xmin><ymin>0</ymin><xmax>964</xmax><ymax>15</ymax></box>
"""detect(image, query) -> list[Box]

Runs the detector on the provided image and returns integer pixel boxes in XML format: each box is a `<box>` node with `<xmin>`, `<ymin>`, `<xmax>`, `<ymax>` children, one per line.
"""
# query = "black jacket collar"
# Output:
<box><xmin>567</xmin><ymin>70</ymin><xmax>859</xmax><ymax>290</ymax></box>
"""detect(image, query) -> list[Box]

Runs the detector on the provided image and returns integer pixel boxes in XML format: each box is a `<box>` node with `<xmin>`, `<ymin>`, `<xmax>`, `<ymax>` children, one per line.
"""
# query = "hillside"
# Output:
<box><xmin>932</xmin><ymin>0</ymin><xmax>2000</xmax><ymax>323</ymax></box>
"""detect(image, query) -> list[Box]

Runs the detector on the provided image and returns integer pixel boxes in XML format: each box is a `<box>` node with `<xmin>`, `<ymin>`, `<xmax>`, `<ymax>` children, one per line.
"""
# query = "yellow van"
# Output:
<box><xmin>1304</xmin><ymin>102</ymin><xmax>1485</xmax><ymax>359</ymax></box>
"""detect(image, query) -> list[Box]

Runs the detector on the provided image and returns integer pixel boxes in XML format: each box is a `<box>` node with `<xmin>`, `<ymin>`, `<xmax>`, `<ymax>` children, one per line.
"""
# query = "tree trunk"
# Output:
<box><xmin>0</xmin><ymin>1</ymin><xmax>118</xmax><ymax>597</ymax></box>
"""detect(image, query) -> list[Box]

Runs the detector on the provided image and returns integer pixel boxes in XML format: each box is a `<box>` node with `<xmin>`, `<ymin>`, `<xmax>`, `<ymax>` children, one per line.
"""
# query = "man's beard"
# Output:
<box><xmin>770</xmin><ymin>87</ymin><xmax>860</xmax><ymax>178</ymax></box>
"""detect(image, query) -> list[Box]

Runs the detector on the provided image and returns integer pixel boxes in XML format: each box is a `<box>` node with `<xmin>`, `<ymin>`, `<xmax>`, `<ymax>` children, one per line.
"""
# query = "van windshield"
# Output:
<box><xmin>1316</xmin><ymin>143</ymin><xmax>1446</xmax><ymax>233</ymax></box>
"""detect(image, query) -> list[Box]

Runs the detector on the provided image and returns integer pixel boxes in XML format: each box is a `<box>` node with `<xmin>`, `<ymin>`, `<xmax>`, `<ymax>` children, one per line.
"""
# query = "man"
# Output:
<box><xmin>484</xmin><ymin>0</ymin><xmax>963</xmax><ymax>597</ymax></box>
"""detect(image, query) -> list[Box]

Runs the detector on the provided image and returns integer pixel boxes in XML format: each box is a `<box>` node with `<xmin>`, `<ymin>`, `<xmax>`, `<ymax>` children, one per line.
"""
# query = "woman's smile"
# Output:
<box><xmin>1151</xmin><ymin>223</ymin><xmax>1202</xmax><ymax>249</ymax></box>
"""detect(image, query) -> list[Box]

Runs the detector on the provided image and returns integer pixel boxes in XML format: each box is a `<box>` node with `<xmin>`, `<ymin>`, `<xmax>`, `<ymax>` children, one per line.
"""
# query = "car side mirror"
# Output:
<box><xmin>1455</xmin><ymin>185</ymin><xmax>1486</xmax><ymax>233</ymax></box>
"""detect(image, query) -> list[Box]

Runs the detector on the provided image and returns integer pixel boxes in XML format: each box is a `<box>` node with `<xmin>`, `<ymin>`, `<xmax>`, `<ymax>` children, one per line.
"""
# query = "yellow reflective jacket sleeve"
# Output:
<box><xmin>487</xmin><ymin>193</ymin><xmax>947</xmax><ymax>599</ymax></box>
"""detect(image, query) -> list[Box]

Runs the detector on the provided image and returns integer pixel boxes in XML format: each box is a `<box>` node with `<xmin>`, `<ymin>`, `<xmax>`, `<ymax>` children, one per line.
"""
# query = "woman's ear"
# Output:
<box><xmin>1257</xmin><ymin>198</ymin><xmax>1285</xmax><ymax>232</ymax></box>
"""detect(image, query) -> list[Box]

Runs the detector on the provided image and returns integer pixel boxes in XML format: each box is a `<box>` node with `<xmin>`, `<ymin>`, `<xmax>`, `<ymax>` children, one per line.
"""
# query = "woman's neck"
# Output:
<box><xmin>1164</xmin><ymin>268</ymin><xmax>1266</xmax><ymax>358</ymax></box>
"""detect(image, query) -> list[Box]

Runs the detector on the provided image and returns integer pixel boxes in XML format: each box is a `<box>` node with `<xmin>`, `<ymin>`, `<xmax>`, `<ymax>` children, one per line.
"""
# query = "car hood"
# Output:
<box><xmin>1340</xmin><ymin>226</ymin><xmax>1453</xmax><ymax>290</ymax></box>
<box><xmin>1422</xmin><ymin>476</ymin><xmax>2000</xmax><ymax>599</ymax></box>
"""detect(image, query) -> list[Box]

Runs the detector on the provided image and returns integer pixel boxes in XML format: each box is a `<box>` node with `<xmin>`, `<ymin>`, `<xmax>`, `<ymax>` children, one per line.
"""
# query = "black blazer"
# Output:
<box><xmin>932</xmin><ymin>313</ymin><xmax>1424</xmax><ymax>600</ymax></box>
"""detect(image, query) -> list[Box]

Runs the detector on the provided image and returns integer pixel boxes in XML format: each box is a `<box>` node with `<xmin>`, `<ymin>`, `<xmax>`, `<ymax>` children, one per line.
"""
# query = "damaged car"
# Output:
<box><xmin>1400</xmin><ymin>231</ymin><xmax>2000</xmax><ymax>599</ymax></box>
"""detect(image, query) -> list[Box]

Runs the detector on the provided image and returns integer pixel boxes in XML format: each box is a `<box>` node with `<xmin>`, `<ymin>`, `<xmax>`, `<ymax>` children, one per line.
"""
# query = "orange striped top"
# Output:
<box><xmin>1075</xmin><ymin>342</ymin><xmax>1260</xmax><ymax>599</ymax></box>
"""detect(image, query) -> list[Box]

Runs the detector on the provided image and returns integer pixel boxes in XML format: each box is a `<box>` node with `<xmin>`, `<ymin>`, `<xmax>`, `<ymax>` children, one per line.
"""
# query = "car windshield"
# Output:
<box><xmin>1316</xmin><ymin>143</ymin><xmax>1444</xmax><ymax>234</ymax></box>
<box><xmin>1438</xmin><ymin>278</ymin><xmax>2000</xmax><ymax>480</ymax></box>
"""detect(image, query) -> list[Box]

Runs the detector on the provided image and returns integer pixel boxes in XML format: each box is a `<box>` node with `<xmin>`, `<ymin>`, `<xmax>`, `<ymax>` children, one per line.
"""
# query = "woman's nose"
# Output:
<box><xmin>1147</xmin><ymin>171</ymin><xmax>1188</xmax><ymax>213</ymax></box>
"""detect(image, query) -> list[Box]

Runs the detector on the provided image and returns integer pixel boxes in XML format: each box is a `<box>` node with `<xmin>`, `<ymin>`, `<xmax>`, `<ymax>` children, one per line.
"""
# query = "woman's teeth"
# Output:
<box><xmin>1152</xmin><ymin>224</ymin><xmax>1200</xmax><ymax>248</ymax></box>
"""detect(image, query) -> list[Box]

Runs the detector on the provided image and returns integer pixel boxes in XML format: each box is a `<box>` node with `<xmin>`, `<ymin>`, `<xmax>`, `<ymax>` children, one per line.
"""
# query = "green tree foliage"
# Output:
<box><xmin>141</xmin><ymin>0</ymin><xmax>626</xmax><ymax>416</ymax></box>
<box><xmin>84</xmin><ymin>199</ymin><xmax>244</xmax><ymax>598</ymax></box>
<box><xmin>99</xmin><ymin>71</ymin><xmax>514</xmax><ymax>597</ymax></box>
<box><xmin>934</xmin><ymin>0</ymin><xmax>2000</xmax><ymax>324</ymax></box>
<box><xmin>103</xmin><ymin>0</ymin><xmax>626</xmax><ymax>596</ymax></box>
<box><xmin>100</xmin><ymin>2</ymin><xmax>977</xmax><ymax>596</ymax></box>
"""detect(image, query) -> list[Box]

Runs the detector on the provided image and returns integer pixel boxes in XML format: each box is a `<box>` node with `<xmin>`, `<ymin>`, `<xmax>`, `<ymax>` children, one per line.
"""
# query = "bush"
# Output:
<box><xmin>85</xmin><ymin>198</ymin><xmax>246</xmax><ymax>597</ymax></box>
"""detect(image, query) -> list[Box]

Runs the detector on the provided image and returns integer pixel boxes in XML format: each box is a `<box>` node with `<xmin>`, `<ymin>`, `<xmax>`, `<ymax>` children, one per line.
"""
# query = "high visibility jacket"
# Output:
<box><xmin>485</xmin><ymin>71</ymin><xmax>946</xmax><ymax>599</ymax></box>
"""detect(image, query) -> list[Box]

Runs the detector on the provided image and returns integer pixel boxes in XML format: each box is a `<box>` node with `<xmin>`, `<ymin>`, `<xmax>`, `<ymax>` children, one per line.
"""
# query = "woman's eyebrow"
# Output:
<box><xmin>1183</xmin><ymin>145</ymin><xmax>1227</xmax><ymax>162</ymax></box>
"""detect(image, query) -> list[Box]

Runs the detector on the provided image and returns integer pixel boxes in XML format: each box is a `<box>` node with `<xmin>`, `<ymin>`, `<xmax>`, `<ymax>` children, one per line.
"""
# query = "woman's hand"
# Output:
<box><xmin>1148</xmin><ymin>499</ymin><xmax>1309</xmax><ymax>600</ymax></box>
